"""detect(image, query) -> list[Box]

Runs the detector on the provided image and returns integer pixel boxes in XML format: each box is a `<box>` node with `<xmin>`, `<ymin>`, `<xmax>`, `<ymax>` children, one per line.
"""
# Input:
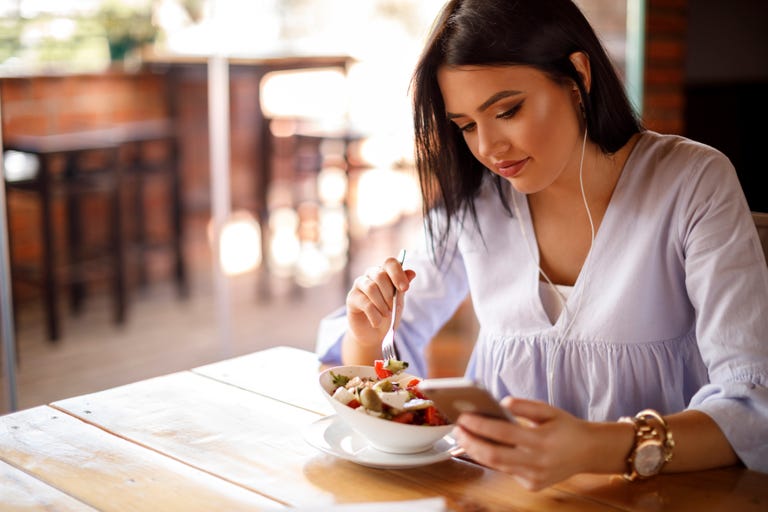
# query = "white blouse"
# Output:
<box><xmin>315</xmin><ymin>131</ymin><xmax>768</xmax><ymax>472</ymax></box>
<box><xmin>539</xmin><ymin>282</ymin><xmax>573</xmax><ymax>325</ymax></box>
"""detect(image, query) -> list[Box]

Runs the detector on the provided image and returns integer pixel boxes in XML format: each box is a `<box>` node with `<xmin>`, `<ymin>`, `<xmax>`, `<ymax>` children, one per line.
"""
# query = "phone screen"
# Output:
<box><xmin>418</xmin><ymin>377</ymin><xmax>516</xmax><ymax>424</ymax></box>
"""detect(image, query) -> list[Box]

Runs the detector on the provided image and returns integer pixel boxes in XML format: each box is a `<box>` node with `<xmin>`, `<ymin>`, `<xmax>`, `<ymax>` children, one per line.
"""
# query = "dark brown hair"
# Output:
<box><xmin>411</xmin><ymin>0</ymin><xmax>642</xmax><ymax>261</ymax></box>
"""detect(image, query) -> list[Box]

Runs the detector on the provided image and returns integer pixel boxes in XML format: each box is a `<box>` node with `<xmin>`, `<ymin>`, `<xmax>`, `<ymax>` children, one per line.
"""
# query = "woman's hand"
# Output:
<box><xmin>341</xmin><ymin>256</ymin><xmax>416</xmax><ymax>363</ymax></box>
<box><xmin>453</xmin><ymin>397</ymin><xmax>599</xmax><ymax>491</ymax></box>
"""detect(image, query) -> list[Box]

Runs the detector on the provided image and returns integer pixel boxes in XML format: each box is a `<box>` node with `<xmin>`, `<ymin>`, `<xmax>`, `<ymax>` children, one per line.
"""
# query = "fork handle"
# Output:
<box><xmin>391</xmin><ymin>248</ymin><xmax>406</xmax><ymax>323</ymax></box>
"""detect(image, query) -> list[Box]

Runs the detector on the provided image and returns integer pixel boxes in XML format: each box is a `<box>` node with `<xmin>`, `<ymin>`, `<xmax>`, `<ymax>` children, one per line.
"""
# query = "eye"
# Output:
<box><xmin>497</xmin><ymin>102</ymin><xmax>523</xmax><ymax>120</ymax></box>
<box><xmin>458</xmin><ymin>121</ymin><xmax>476</xmax><ymax>133</ymax></box>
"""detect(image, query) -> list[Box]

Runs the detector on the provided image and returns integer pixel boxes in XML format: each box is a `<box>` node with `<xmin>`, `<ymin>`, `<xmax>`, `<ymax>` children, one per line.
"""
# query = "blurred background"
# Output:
<box><xmin>1</xmin><ymin>0</ymin><xmax>766</xmax><ymax>412</ymax></box>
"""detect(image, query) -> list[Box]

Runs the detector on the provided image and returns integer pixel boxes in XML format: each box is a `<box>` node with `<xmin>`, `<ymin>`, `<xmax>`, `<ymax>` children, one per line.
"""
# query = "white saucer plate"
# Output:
<box><xmin>304</xmin><ymin>415</ymin><xmax>457</xmax><ymax>469</ymax></box>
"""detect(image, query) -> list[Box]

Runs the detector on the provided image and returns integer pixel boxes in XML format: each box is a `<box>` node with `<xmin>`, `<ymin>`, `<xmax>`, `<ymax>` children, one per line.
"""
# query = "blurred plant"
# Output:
<box><xmin>178</xmin><ymin>0</ymin><xmax>205</xmax><ymax>23</ymax></box>
<box><xmin>98</xmin><ymin>0</ymin><xmax>158</xmax><ymax>61</ymax></box>
<box><xmin>0</xmin><ymin>18</ymin><xmax>22</xmax><ymax>64</ymax></box>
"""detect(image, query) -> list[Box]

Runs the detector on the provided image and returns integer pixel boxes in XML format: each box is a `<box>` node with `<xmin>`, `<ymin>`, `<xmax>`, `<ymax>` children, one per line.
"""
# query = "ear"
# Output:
<box><xmin>569</xmin><ymin>51</ymin><xmax>591</xmax><ymax>94</ymax></box>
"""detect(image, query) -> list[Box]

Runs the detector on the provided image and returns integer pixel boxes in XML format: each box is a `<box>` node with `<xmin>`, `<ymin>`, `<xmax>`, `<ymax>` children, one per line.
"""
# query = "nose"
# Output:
<box><xmin>476</xmin><ymin>124</ymin><xmax>510</xmax><ymax>160</ymax></box>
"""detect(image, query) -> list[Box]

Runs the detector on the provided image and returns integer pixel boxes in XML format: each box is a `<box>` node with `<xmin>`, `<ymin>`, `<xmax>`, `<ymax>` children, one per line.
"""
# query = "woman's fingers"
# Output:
<box><xmin>457</xmin><ymin>414</ymin><xmax>521</xmax><ymax>445</ymax></box>
<box><xmin>348</xmin><ymin>260</ymin><xmax>414</xmax><ymax>328</ymax></box>
<box><xmin>381</xmin><ymin>256</ymin><xmax>411</xmax><ymax>292</ymax></box>
<box><xmin>453</xmin><ymin>424</ymin><xmax>529</xmax><ymax>474</ymax></box>
<box><xmin>349</xmin><ymin>271</ymin><xmax>388</xmax><ymax>326</ymax></box>
<box><xmin>454</xmin><ymin>398</ymin><xmax>594</xmax><ymax>490</ymax></box>
<box><xmin>503</xmin><ymin>397</ymin><xmax>557</xmax><ymax>424</ymax></box>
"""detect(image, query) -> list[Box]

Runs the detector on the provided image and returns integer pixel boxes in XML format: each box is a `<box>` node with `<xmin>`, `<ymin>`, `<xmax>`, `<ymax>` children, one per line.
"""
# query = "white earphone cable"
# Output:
<box><xmin>511</xmin><ymin>127</ymin><xmax>593</xmax><ymax>329</ymax></box>
<box><xmin>510</xmin><ymin>127</ymin><xmax>593</xmax><ymax>405</ymax></box>
<box><xmin>563</xmin><ymin>126</ymin><xmax>594</xmax><ymax>337</ymax></box>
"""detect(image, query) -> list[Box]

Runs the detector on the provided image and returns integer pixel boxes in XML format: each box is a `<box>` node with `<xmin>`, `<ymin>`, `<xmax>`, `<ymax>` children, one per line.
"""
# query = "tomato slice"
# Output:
<box><xmin>425</xmin><ymin>406</ymin><xmax>447</xmax><ymax>426</ymax></box>
<box><xmin>347</xmin><ymin>399</ymin><xmax>361</xmax><ymax>409</ymax></box>
<box><xmin>408</xmin><ymin>379</ymin><xmax>426</xmax><ymax>399</ymax></box>
<box><xmin>391</xmin><ymin>411</ymin><xmax>415</xmax><ymax>424</ymax></box>
<box><xmin>374</xmin><ymin>359</ymin><xmax>393</xmax><ymax>379</ymax></box>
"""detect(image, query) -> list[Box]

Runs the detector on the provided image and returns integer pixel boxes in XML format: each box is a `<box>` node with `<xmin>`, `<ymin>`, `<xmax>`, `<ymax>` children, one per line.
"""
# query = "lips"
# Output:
<box><xmin>494</xmin><ymin>157</ymin><xmax>529</xmax><ymax>179</ymax></box>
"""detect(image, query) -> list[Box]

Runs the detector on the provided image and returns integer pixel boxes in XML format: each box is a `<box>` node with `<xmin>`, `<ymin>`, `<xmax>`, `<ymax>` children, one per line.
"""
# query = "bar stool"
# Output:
<box><xmin>114</xmin><ymin>120</ymin><xmax>187</xmax><ymax>298</ymax></box>
<box><xmin>261</xmin><ymin>117</ymin><xmax>365</xmax><ymax>297</ymax></box>
<box><xmin>256</xmin><ymin>67</ymin><xmax>357</xmax><ymax>298</ymax></box>
<box><xmin>3</xmin><ymin>130</ymin><xmax>125</xmax><ymax>342</ymax></box>
<box><xmin>3</xmin><ymin>120</ymin><xmax>187</xmax><ymax>342</ymax></box>
<box><xmin>256</xmin><ymin>63</ymin><xmax>372</xmax><ymax>298</ymax></box>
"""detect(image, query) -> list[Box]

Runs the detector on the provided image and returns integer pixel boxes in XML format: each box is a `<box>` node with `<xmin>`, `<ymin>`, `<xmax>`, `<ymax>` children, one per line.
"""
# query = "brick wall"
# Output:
<box><xmin>1</xmin><ymin>71</ymin><xmax>169</xmax><ymax>135</ymax></box>
<box><xmin>643</xmin><ymin>0</ymin><xmax>687</xmax><ymax>134</ymax></box>
<box><xmin>1</xmin><ymin>71</ymin><xmax>173</xmax><ymax>302</ymax></box>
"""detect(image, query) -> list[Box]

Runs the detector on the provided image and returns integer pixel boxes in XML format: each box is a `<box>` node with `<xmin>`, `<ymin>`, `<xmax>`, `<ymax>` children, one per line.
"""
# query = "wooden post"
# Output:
<box><xmin>0</xmin><ymin>99</ymin><xmax>19</xmax><ymax>412</ymax></box>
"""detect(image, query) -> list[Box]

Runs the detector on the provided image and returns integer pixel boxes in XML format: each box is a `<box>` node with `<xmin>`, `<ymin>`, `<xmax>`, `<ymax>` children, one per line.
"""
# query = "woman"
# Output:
<box><xmin>315</xmin><ymin>0</ymin><xmax>768</xmax><ymax>489</ymax></box>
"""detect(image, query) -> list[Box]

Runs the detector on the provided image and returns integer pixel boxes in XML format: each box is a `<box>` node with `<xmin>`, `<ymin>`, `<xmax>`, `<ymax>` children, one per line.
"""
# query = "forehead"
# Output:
<box><xmin>437</xmin><ymin>65</ymin><xmax>554</xmax><ymax>111</ymax></box>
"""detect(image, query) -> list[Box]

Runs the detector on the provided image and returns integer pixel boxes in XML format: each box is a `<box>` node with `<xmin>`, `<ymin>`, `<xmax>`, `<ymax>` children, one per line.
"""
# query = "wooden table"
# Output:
<box><xmin>1</xmin><ymin>346</ymin><xmax>766</xmax><ymax>511</ymax></box>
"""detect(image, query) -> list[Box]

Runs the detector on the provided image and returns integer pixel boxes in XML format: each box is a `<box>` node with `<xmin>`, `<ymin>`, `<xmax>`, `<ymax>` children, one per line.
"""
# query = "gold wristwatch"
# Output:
<box><xmin>619</xmin><ymin>409</ymin><xmax>675</xmax><ymax>481</ymax></box>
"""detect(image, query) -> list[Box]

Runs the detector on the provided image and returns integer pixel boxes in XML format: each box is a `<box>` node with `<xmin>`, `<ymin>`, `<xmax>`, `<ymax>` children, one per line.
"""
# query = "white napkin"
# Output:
<box><xmin>270</xmin><ymin>497</ymin><xmax>447</xmax><ymax>511</ymax></box>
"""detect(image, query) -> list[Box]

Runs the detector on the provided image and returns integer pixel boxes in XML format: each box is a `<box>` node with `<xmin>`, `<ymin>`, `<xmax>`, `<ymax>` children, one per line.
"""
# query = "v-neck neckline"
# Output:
<box><xmin>515</xmin><ymin>196</ymin><xmax>584</xmax><ymax>328</ymax></box>
<box><xmin>514</xmin><ymin>133</ymin><xmax>642</xmax><ymax>328</ymax></box>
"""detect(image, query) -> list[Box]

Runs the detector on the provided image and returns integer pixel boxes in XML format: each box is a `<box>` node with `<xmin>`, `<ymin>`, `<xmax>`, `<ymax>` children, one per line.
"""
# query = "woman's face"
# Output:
<box><xmin>437</xmin><ymin>65</ymin><xmax>583</xmax><ymax>194</ymax></box>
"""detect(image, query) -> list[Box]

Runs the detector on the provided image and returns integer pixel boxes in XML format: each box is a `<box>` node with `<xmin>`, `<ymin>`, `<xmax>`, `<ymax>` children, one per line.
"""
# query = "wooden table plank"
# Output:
<box><xmin>52</xmin><ymin>371</ymin><xmax>429</xmax><ymax>508</ymax></box>
<box><xmin>0</xmin><ymin>459</ymin><xmax>97</xmax><ymax>512</ymax></box>
<box><xmin>299</xmin><ymin>455</ymin><xmax>629</xmax><ymax>511</ymax></box>
<box><xmin>52</xmin><ymin>370</ymin><xmax>617</xmax><ymax>511</ymax></box>
<box><xmin>557</xmin><ymin>469</ymin><xmax>768</xmax><ymax>512</ymax></box>
<box><xmin>197</xmin><ymin>347</ymin><xmax>768</xmax><ymax>511</ymax></box>
<box><xmin>0</xmin><ymin>406</ymin><xmax>282</xmax><ymax>511</ymax></box>
<box><xmin>192</xmin><ymin>345</ymin><xmax>334</xmax><ymax>415</ymax></box>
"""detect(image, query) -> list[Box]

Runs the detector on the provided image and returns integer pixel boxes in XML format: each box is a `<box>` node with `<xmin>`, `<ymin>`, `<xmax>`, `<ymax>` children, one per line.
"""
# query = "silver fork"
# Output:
<box><xmin>381</xmin><ymin>249</ymin><xmax>406</xmax><ymax>361</ymax></box>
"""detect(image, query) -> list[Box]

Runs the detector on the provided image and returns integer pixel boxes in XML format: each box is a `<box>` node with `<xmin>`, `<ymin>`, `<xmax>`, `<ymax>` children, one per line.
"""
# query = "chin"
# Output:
<box><xmin>504</xmin><ymin>176</ymin><xmax>540</xmax><ymax>195</ymax></box>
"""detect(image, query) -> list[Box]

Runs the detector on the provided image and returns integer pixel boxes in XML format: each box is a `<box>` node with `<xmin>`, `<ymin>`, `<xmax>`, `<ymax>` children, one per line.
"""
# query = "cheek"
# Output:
<box><xmin>528</xmin><ymin>97</ymin><xmax>566</xmax><ymax>143</ymax></box>
<box><xmin>526</xmin><ymin>94</ymin><xmax>577</xmax><ymax>159</ymax></box>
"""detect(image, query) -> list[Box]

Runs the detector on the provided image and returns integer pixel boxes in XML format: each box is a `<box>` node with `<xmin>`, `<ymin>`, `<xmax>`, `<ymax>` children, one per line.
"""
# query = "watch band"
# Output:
<box><xmin>619</xmin><ymin>409</ymin><xmax>675</xmax><ymax>481</ymax></box>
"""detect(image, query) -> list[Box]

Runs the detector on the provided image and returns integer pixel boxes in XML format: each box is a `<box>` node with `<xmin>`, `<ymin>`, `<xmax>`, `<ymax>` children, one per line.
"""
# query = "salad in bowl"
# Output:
<box><xmin>319</xmin><ymin>359</ymin><xmax>453</xmax><ymax>454</ymax></box>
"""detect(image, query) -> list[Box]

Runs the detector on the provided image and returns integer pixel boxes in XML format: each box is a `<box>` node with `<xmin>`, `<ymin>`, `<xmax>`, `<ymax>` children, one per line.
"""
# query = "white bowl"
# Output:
<box><xmin>318</xmin><ymin>365</ymin><xmax>454</xmax><ymax>454</ymax></box>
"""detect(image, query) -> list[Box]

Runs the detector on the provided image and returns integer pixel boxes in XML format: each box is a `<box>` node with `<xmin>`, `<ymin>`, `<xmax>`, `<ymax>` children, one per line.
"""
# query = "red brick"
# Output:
<box><xmin>644</xmin><ymin>66</ymin><xmax>685</xmax><ymax>85</ymax></box>
<box><xmin>0</xmin><ymin>78</ymin><xmax>32</xmax><ymax>103</ymax></box>
<box><xmin>646</xmin><ymin>118</ymin><xmax>684</xmax><ymax>135</ymax></box>
<box><xmin>646</xmin><ymin>40</ymin><xmax>686</xmax><ymax>62</ymax></box>
<box><xmin>2</xmin><ymin>111</ymin><xmax>52</xmax><ymax>136</ymax></box>
<box><xmin>28</xmin><ymin>77</ymin><xmax>66</xmax><ymax>101</ymax></box>
<box><xmin>647</xmin><ymin>0</ymin><xmax>687</xmax><ymax>12</ymax></box>
<box><xmin>646</xmin><ymin>11</ymin><xmax>687</xmax><ymax>33</ymax></box>
<box><xmin>644</xmin><ymin>91</ymin><xmax>685</xmax><ymax>110</ymax></box>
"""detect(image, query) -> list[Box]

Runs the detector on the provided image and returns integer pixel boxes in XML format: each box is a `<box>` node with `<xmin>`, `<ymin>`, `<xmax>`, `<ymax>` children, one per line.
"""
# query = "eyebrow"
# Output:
<box><xmin>446</xmin><ymin>89</ymin><xmax>523</xmax><ymax>120</ymax></box>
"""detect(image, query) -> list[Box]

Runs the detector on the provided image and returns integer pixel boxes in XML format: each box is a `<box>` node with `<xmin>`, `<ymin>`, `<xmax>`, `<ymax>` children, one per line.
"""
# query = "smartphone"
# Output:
<box><xmin>417</xmin><ymin>377</ymin><xmax>517</xmax><ymax>424</ymax></box>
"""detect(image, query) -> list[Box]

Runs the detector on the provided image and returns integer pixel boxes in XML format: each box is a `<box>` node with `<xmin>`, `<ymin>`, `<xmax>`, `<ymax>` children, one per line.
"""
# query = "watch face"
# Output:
<box><xmin>635</xmin><ymin>442</ymin><xmax>665</xmax><ymax>477</ymax></box>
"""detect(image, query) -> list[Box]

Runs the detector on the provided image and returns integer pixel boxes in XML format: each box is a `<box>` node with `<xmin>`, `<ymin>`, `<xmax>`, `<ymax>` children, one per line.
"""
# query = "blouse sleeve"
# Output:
<box><xmin>679</xmin><ymin>148</ymin><xmax>768</xmax><ymax>471</ymax></box>
<box><xmin>314</xmin><ymin>245</ymin><xmax>471</xmax><ymax>377</ymax></box>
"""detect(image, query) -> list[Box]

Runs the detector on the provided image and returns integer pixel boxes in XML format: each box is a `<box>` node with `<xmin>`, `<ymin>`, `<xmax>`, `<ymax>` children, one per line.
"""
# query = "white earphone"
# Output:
<box><xmin>510</xmin><ymin>126</ymin><xmax>593</xmax><ymax>404</ymax></box>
